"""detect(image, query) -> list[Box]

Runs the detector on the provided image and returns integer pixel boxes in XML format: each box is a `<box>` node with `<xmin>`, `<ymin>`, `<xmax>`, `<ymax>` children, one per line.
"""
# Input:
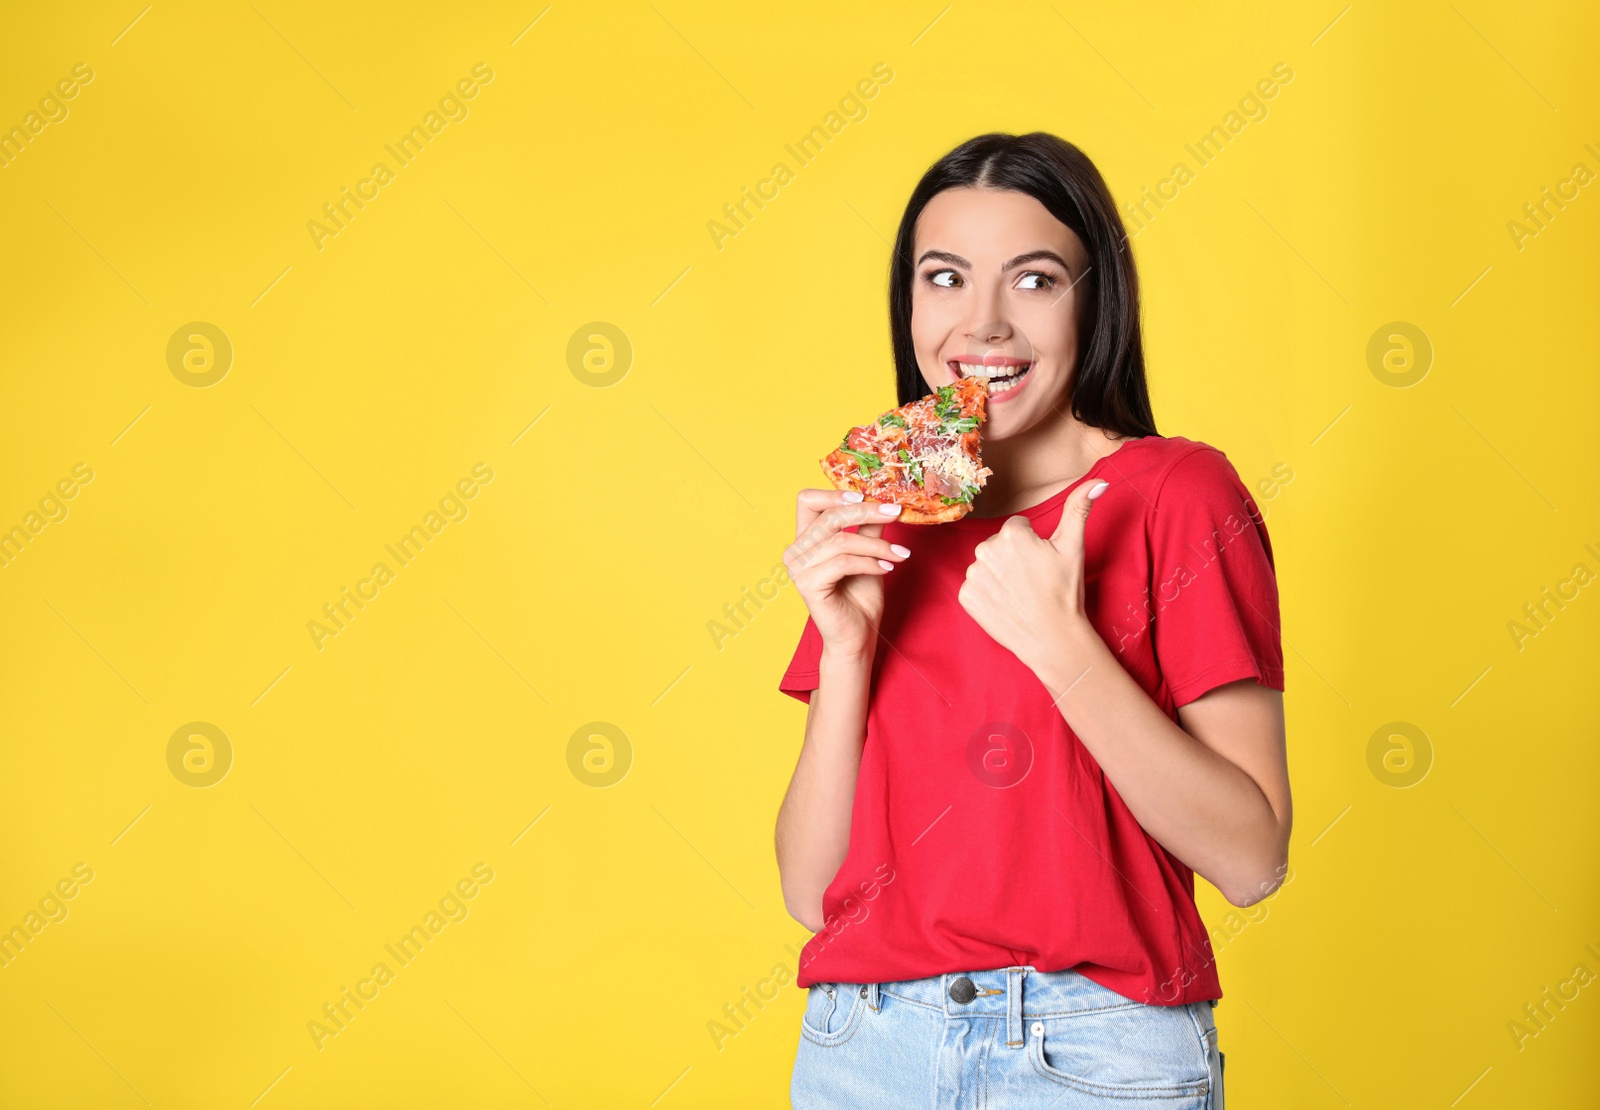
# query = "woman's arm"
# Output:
<box><xmin>957</xmin><ymin>480</ymin><xmax>1292</xmax><ymax>907</ymax></box>
<box><xmin>773</xmin><ymin>490</ymin><xmax>908</xmax><ymax>931</ymax></box>
<box><xmin>1035</xmin><ymin>627</ymin><xmax>1291</xmax><ymax>906</ymax></box>
<box><xmin>774</xmin><ymin>645</ymin><xmax>875</xmax><ymax>932</ymax></box>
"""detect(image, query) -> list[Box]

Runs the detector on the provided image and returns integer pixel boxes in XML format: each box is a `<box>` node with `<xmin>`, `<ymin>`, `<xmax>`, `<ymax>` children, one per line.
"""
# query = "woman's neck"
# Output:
<box><xmin>969</xmin><ymin>411</ymin><xmax>1134</xmax><ymax>518</ymax></box>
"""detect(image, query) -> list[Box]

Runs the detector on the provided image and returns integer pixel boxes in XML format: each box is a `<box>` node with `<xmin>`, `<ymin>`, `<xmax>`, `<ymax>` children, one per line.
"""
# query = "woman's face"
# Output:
<box><xmin>910</xmin><ymin>186</ymin><xmax>1092</xmax><ymax>441</ymax></box>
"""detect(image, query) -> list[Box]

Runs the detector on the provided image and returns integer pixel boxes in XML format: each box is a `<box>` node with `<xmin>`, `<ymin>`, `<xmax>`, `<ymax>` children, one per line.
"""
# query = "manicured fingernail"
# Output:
<box><xmin>842</xmin><ymin>490</ymin><xmax>864</xmax><ymax>502</ymax></box>
<box><xmin>1087</xmin><ymin>481</ymin><xmax>1110</xmax><ymax>500</ymax></box>
<box><xmin>878</xmin><ymin>559</ymin><xmax>895</xmax><ymax>570</ymax></box>
<box><xmin>879</xmin><ymin>502</ymin><xmax>902</xmax><ymax>515</ymax></box>
<box><xmin>890</xmin><ymin>544</ymin><xmax>911</xmax><ymax>557</ymax></box>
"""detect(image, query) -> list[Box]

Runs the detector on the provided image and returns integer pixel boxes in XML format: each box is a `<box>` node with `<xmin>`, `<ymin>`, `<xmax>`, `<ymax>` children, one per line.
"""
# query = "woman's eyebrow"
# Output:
<box><xmin>916</xmin><ymin>249</ymin><xmax>1073</xmax><ymax>273</ymax></box>
<box><xmin>1001</xmin><ymin>250</ymin><xmax>1072</xmax><ymax>273</ymax></box>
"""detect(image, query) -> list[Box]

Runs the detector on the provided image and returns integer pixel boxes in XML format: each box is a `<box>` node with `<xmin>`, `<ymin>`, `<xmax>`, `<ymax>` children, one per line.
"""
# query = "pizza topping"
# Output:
<box><xmin>837</xmin><ymin>447</ymin><xmax>883</xmax><ymax>477</ymax></box>
<box><xmin>819</xmin><ymin>376</ymin><xmax>991</xmax><ymax>522</ymax></box>
<box><xmin>932</xmin><ymin>387</ymin><xmax>981</xmax><ymax>433</ymax></box>
<box><xmin>921</xmin><ymin>444</ymin><xmax>984</xmax><ymax>491</ymax></box>
<box><xmin>896</xmin><ymin>448</ymin><xmax>924</xmax><ymax>487</ymax></box>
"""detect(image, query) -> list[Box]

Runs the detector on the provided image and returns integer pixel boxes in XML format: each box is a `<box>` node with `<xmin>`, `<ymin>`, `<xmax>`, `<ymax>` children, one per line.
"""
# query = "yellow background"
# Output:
<box><xmin>1</xmin><ymin>1</ymin><xmax>1596</xmax><ymax>1106</ymax></box>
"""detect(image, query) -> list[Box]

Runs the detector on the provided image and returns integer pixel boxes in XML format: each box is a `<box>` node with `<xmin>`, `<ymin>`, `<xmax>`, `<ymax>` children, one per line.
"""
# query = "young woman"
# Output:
<box><xmin>774</xmin><ymin>133</ymin><xmax>1291</xmax><ymax>1109</ymax></box>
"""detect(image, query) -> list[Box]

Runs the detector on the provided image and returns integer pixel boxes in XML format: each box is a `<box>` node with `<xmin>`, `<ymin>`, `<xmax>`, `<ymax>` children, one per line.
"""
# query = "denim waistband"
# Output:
<box><xmin>851</xmin><ymin>965</ymin><xmax>1160</xmax><ymax>1049</ymax></box>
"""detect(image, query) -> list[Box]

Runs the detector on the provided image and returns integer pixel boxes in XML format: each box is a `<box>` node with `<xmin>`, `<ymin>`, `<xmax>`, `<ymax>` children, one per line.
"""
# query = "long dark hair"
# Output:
<box><xmin>889</xmin><ymin>132</ymin><xmax>1157</xmax><ymax>438</ymax></box>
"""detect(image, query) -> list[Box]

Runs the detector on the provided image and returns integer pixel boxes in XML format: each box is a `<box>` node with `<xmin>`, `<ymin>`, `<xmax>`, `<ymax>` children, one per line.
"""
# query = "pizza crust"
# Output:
<box><xmin>898</xmin><ymin>501</ymin><xmax>971</xmax><ymax>524</ymax></box>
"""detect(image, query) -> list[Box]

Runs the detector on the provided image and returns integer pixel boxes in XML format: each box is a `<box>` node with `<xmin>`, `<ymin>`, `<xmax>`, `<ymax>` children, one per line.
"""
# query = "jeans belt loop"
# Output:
<box><xmin>865</xmin><ymin>981</ymin><xmax>881</xmax><ymax>1012</ymax></box>
<box><xmin>1006</xmin><ymin>967</ymin><xmax>1026</xmax><ymax>1048</ymax></box>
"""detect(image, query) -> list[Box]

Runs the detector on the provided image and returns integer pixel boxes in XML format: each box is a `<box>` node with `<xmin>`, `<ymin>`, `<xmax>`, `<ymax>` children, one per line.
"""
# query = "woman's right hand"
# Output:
<box><xmin>783</xmin><ymin>490</ymin><xmax>911</xmax><ymax>658</ymax></box>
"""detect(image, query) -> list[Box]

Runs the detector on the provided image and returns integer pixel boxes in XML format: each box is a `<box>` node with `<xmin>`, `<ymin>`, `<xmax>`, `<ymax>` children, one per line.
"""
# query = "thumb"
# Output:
<box><xmin>1050</xmin><ymin>478</ymin><xmax>1109</xmax><ymax>551</ymax></box>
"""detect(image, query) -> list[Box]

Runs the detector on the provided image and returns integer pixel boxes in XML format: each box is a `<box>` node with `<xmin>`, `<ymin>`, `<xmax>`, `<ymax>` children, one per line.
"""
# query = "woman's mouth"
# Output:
<box><xmin>950</xmin><ymin>357</ymin><xmax>1034</xmax><ymax>400</ymax></box>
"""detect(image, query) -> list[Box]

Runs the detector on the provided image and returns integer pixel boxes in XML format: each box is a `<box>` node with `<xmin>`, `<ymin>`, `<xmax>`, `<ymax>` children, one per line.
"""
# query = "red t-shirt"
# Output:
<box><xmin>778</xmin><ymin>435</ymin><xmax>1285</xmax><ymax>1005</ymax></box>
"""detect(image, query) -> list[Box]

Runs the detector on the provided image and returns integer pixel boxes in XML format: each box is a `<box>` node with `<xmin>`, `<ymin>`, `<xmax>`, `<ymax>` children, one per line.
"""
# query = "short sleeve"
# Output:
<box><xmin>778</xmin><ymin>615</ymin><xmax>824</xmax><ymax>703</ymax></box>
<box><xmin>1147</xmin><ymin>447</ymin><xmax>1286</xmax><ymax>708</ymax></box>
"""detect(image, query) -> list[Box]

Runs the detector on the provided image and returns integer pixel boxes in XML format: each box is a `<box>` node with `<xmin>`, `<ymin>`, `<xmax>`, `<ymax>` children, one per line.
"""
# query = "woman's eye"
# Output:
<box><xmin>925</xmin><ymin>269</ymin><xmax>962</xmax><ymax>288</ymax></box>
<box><xmin>1017</xmin><ymin>271</ymin><xmax>1056</xmax><ymax>290</ymax></box>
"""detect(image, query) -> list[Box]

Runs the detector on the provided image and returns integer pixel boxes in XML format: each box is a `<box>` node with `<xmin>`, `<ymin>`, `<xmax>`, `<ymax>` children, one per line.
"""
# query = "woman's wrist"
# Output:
<box><xmin>1029</xmin><ymin>617</ymin><xmax>1105</xmax><ymax>701</ymax></box>
<box><xmin>820</xmin><ymin>638</ymin><xmax>878</xmax><ymax>673</ymax></box>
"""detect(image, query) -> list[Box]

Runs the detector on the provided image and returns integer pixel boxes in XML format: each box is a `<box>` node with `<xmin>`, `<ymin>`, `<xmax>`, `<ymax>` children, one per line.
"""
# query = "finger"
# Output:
<box><xmin>958</xmin><ymin>571</ymin><xmax>1000</xmax><ymax>612</ymax></box>
<box><xmin>972</xmin><ymin>531</ymin><xmax>1005</xmax><ymax>562</ymax></box>
<box><xmin>795</xmin><ymin>552</ymin><xmax>898</xmax><ymax>591</ymax></box>
<box><xmin>957</xmin><ymin>579</ymin><xmax>981</xmax><ymax>613</ymax></box>
<box><xmin>792</xmin><ymin>530</ymin><xmax>910</xmax><ymax>574</ymax></box>
<box><xmin>796</xmin><ymin>487</ymin><xmax>865</xmax><ymax>536</ymax></box>
<box><xmin>1050</xmin><ymin>478</ymin><xmax>1109</xmax><ymax>552</ymax></box>
<box><xmin>792</xmin><ymin>498</ymin><xmax>905</xmax><ymax>550</ymax></box>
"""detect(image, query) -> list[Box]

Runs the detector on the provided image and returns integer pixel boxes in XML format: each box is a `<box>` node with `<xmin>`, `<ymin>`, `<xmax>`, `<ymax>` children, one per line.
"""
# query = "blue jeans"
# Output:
<box><xmin>791</xmin><ymin>965</ymin><xmax>1224</xmax><ymax>1109</ymax></box>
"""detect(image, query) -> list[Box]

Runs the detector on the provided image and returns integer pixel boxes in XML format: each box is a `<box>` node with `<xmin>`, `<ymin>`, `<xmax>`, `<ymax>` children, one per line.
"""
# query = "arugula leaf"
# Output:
<box><xmin>878</xmin><ymin>412</ymin><xmax>907</xmax><ymax>428</ymax></box>
<box><xmin>897</xmin><ymin>449</ymin><xmax>924</xmax><ymax>487</ymax></box>
<box><xmin>938</xmin><ymin>416</ymin><xmax>979</xmax><ymax>436</ymax></box>
<box><xmin>933</xmin><ymin>381</ymin><xmax>975</xmax><ymax>424</ymax></box>
<box><xmin>938</xmin><ymin>483</ymin><xmax>981</xmax><ymax>505</ymax></box>
<box><xmin>838</xmin><ymin>447</ymin><xmax>882</xmax><ymax>478</ymax></box>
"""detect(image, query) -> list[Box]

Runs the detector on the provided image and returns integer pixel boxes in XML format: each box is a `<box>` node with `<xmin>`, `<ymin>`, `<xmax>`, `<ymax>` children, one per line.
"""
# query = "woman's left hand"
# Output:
<box><xmin>956</xmin><ymin>479</ymin><xmax>1109</xmax><ymax>674</ymax></box>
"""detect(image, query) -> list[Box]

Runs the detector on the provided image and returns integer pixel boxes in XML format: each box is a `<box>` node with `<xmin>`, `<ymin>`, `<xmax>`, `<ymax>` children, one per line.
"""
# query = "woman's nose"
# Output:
<box><xmin>967</xmin><ymin>316</ymin><xmax>1013</xmax><ymax>346</ymax></box>
<box><xmin>966</xmin><ymin>280</ymin><xmax>1010</xmax><ymax>340</ymax></box>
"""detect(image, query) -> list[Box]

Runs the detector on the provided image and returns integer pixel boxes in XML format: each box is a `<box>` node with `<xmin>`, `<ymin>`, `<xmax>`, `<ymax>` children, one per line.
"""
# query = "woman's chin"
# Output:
<box><xmin>980</xmin><ymin>417</ymin><xmax>1024</xmax><ymax>447</ymax></box>
<box><xmin>982</xmin><ymin>397</ymin><xmax>1047</xmax><ymax>441</ymax></box>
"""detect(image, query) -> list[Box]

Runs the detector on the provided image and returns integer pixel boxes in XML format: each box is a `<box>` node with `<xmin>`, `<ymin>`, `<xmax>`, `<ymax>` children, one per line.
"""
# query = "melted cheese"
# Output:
<box><xmin>923</xmin><ymin>447</ymin><xmax>981</xmax><ymax>488</ymax></box>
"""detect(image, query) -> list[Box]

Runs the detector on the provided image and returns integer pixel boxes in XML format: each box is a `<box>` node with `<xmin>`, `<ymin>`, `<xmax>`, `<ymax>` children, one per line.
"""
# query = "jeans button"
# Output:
<box><xmin>949</xmin><ymin>976</ymin><xmax>976</xmax><ymax>1004</ymax></box>
<box><xmin>859</xmin><ymin>985</ymin><xmax>868</xmax><ymax>998</ymax></box>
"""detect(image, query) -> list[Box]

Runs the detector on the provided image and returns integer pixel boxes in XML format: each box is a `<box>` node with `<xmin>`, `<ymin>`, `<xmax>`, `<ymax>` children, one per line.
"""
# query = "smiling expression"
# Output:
<box><xmin>910</xmin><ymin>187</ymin><xmax>1093</xmax><ymax>440</ymax></box>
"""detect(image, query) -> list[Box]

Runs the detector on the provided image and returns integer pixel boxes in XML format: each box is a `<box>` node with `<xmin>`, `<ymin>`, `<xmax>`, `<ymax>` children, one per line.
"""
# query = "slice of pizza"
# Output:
<box><xmin>820</xmin><ymin>376</ymin><xmax>994</xmax><ymax>523</ymax></box>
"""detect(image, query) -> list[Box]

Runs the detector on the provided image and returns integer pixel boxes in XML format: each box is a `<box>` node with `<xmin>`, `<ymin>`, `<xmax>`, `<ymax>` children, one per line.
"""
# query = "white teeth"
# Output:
<box><xmin>956</xmin><ymin>362</ymin><xmax>1029</xmax><ymax>379</ymax></box>
<box><xmin>954</xmin><ymin>363</ymin><xmax>1031</xmax><ymax>393</ymax></box>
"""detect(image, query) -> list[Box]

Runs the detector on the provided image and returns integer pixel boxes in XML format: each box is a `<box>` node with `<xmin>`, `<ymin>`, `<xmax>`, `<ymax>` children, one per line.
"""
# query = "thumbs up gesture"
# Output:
<box><xmin>956</xmin><ymin>479</ymin><xmax>1109</xmax><ymax>673</ymax></box>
